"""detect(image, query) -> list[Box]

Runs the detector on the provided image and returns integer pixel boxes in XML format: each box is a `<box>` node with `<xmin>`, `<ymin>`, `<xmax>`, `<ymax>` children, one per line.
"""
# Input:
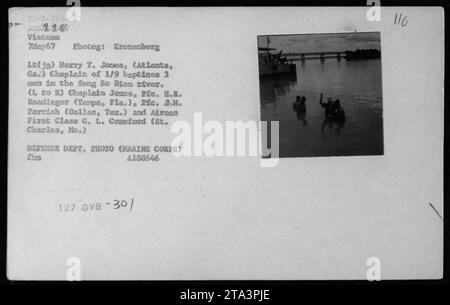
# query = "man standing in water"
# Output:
<box><xmin>293</xmin><ymin>96</ymin><xmax>307</xmax><ymax>113</ymax></box>
<box><xmin>333</xmin><ymin>99</ymin><xmax>345</xmax><ymax>121</ymax></box>
<box><xmin>319</xmin><ymin>92</ymin><xmax>336</xmax><ymax>118</ymax></box>
<box><xmin>293</xmin><ymin>96</ymin><xmax>308</xmax><ymax>125</ymax></box>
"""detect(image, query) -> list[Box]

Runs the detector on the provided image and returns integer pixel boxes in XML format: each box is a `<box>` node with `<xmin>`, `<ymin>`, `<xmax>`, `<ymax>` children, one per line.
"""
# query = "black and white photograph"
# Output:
<box><xmin>3</xmin><ymin>1</ymin><xmax>446</xmax><ymax>297</ymax></box>
<box><xmin>259</xmin><ymin>32</ymin><xmax>383</xmax><ymax>158</ymax></box>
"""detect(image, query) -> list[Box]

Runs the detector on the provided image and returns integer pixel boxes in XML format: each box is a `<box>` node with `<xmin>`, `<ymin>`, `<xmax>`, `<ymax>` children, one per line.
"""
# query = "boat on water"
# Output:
<box><xmin>258</xmin><ymin>36</ymin><xmax>296</xmax><ymax>78</ymax></box>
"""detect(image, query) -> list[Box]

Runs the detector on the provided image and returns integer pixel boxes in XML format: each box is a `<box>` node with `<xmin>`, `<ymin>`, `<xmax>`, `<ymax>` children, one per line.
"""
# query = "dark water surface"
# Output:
<box><xmin>260</xmin><ymin>59</ymin><xmax>383</xmax><ymax>157</ymax></box>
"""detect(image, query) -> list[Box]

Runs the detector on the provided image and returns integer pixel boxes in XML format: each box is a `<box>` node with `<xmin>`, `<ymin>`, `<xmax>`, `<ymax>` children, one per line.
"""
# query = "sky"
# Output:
<box><xmin>257</xmin><ymin>32</ymin><xmax>381</xmax><ymax>53</ymax></box>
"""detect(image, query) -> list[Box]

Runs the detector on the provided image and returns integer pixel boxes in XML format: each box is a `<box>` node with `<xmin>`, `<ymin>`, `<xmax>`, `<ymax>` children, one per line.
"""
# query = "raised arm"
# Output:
<box><xmin>319</xmin><ymin>92</ymin><xmax>324</xmax><ymax>106</ymax></box>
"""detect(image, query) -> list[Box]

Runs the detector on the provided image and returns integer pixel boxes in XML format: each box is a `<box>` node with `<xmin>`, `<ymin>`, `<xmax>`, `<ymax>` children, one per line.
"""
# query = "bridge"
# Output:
<box><xmin>283</xmin><ymin>51</ymin><xmax>347</xmax><ymax>62</ymax></box>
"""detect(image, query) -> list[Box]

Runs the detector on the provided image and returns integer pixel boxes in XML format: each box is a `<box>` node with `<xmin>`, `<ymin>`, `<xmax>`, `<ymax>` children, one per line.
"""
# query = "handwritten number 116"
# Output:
<box><xmin>394</xmin><ymin>12</ymin><xmax>408</xmax><ymax>27</ymax></box>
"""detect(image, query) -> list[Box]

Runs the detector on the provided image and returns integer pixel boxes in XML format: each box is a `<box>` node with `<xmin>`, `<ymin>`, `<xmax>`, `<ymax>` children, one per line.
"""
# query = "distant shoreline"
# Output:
<box><xmin>345</xmin><ymin>49</ymin><xmax>381</xmax><ymax>60</ymax></box>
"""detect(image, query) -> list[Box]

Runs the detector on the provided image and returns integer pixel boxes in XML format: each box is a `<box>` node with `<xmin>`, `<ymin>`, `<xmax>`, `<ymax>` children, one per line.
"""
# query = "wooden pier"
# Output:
<box><xmin>283</xmin><ymin>51</ymin><xmax>347</xmax><ymax>62</ymax></box>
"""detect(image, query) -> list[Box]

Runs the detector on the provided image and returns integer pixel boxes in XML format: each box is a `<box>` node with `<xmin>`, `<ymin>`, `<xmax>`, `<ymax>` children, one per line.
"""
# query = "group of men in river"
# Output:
<box><xmin>293</xmin><ymin>92</ymin><xmax>345</xmax><ymax>121</ymax></box>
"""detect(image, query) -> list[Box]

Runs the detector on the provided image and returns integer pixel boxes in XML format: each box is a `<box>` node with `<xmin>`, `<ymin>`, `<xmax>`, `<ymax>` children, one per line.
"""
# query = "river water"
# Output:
<box><xmin>260</xmin><ymin>59</ymin><xmax>383</xmax><ymax>158</ymax></box>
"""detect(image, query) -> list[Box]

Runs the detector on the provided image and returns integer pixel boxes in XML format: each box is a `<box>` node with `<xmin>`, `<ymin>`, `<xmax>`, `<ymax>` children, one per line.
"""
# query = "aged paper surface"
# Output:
<box><xmin>8</xmin><ymin>7</ymin><xmax>443</xmax><ymax>280</ymax></box>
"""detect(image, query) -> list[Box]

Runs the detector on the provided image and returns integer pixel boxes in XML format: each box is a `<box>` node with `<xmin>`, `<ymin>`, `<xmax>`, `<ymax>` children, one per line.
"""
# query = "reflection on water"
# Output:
<box><xmin>321</xmin><ymin>117</ymin><xmax>345</xmax><ymax>138</ymax></box>
<box><xmin>296</xmin><ymin>111</ymin><xmax>308</xmax><ymax>126</ymax></box>
<box><xmin>260</xmin><ymin>59</ymin><xmax>383</xmax><ymax>157</ymax></box>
